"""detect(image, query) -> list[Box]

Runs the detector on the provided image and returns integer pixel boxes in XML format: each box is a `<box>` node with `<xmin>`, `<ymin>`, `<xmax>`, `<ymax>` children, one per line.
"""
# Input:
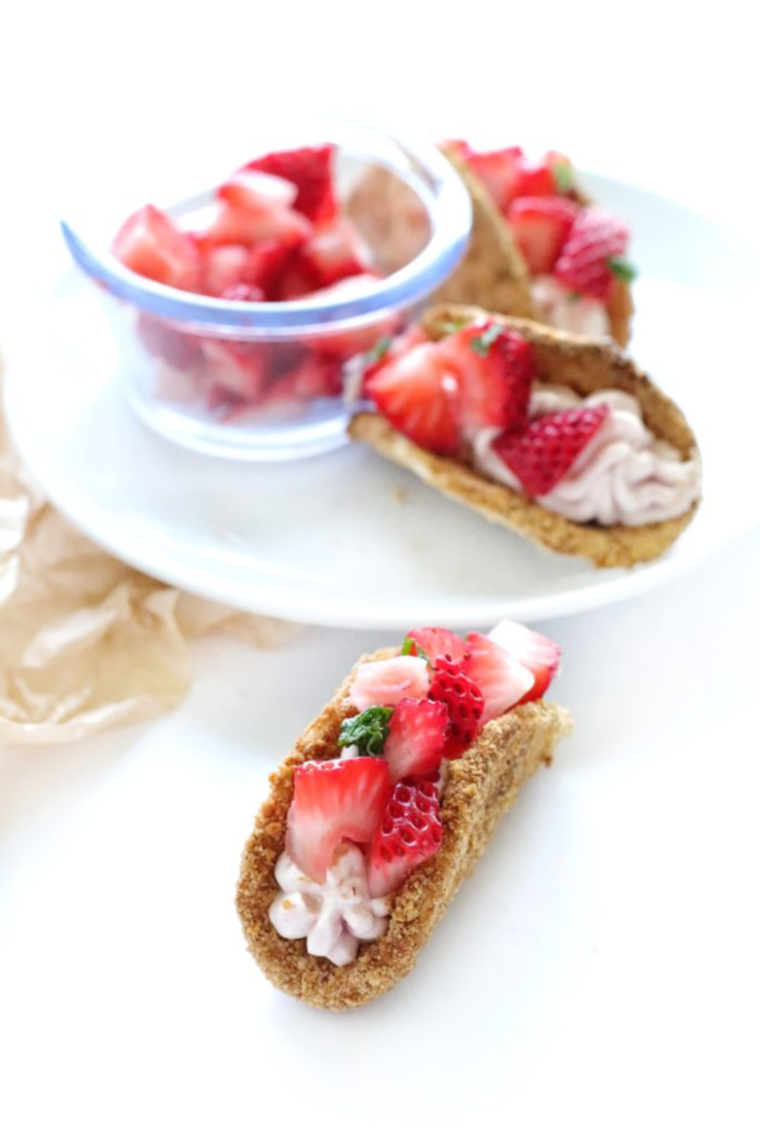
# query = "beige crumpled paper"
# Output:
<box><xmin>0</xmin><ymin>375</ymin><xmax>296</xmax><ymax>746</ymax></box>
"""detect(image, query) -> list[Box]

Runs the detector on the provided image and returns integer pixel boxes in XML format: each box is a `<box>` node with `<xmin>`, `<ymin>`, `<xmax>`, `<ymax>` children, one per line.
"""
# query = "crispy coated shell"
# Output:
<box><xmin>349</xmin><ymin>306</ymin><xmax>700</xmax><ymax>569</ymax></box>
<box><xmin>236</xmin><ymin>649</ymin><xmax>572</xmax><ymax>1011</ymax></box>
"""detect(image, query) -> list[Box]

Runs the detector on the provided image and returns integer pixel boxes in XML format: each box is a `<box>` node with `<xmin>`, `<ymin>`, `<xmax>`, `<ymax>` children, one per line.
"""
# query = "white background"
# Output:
<box><xmin>1</xmin><ymin>3</ymin><xmax>759</xmax><ymax>1138</ymax></box>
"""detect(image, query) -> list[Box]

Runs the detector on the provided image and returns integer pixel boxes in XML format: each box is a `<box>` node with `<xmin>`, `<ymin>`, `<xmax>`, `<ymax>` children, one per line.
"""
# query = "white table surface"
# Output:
<box><xmin>1</xmin><ymin>4</ymin><xmax>759</xmax><ymax>1137</ymax></box>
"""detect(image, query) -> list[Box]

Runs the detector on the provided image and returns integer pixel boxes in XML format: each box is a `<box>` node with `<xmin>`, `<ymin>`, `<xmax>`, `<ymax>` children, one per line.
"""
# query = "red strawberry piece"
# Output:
<box><xmin>487</xmin><ymin>619</ymin><xmax>561</xmax><ymax>702</ymax></box>
<box><xmin>438</xmin><ymin>319</ymin><xmax>534</xmax><ymax>434</ymax></box>
<box><xmin>349</xmin><ymin>655</ymin><xmax>430</xmax><ymax>712</ymax></box>
<box><xmin>367</xmin><ymin>778</ymin><xmax>442</xmax><ymax>897</ymax></box>
<box><xmin>136</xmin><ymin>314</ymin><xmax>202</xmax><ymax>370</ymax></box>
<box><xmin>220</xmin><ymin>283</ymin><xmax>265</xmax><ymax>302</ymax></box>
<box><xmin>262</xmin><ymin>353</ymin><xmax>343</xmax><ymax>406</ymax></box>
<box><xmin>204</xmin><ymin>171</ymin><xmax>311</xmax><ymax>250</ymax></box>
<box><xmin>554</xmin><ymin>207</ymin><xmax>632</xmax><ymax>301</ymax></box>
<box><xmin>244</xmin><ymin>144</ymin><xmax>338</xmax><ymax>225</ymax></box>
<box><xmin>404</xmin><ymin>626</ymin><xmax>468</xmax><ymax>663</ymax></box>
<box><xmin>362</xmin><ymin>324</ymin><xmax>427</xmax><ymax>385</ymax></box>
<box><xmin>201</xmin><ymin>240</ymin><xmax>290</xmax><ymax>298</ymax></box>
<box><xmin>460</xmin><ymin>632</ymin><xmax>534</xmax><ymax>723</ymax></box>
<box><xmin>298</xmin><ymin>216</ymin><xmax>374</xmax><ymax>289</ymax></box>
<box><xmin>428</xmin><ymin>655</ymin><xmax>484</xmax><ymax>759</ymax></box>
<box><xmin>286</xmin><ymin>756</ymin><xmax>391</xmax><ymax>883</ymax></box>
<box><xmin>200</xmin><ymin>338</ymin><xmax>269</xmax><ymax>401</ymax></box>
<box><xmin>514</xmin><ymin>160</ymin><xmax>558</xmax><ymax>199</ymax></box>
<box><xmin>493</xmin><ymin>404</ymin><xmax>610</xmax><ymax>496</ymax></box>
<box><xmin>383</xmin><ymin>698</ymin><xmax>449</xmax><ymax>784</ymax></box>
<box><xmin>450</xmin><ymin>141</ymin><xmax>525</xmax><ymax>214</ymax></box>
<box><xmin>365</xmin><ymin>341</ymin><xmax>463</xmax><ymax>456</ymax></box>
<box><xmin>507</xmin><ymin>197</ymin><xmax>579</xmax><ymax>276</ymax></box>
<box><xmin>112</xmin><ymin>205</ymin><xmax>202</xmax><ymax>291</ymax></box>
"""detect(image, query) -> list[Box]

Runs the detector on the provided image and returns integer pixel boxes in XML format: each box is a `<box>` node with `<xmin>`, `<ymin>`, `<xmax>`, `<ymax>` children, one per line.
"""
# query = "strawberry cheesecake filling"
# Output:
<box><xmin>446</xmin><ymin>141</ymin><xmax>635</xmax><ymax>333</ymax></box>
<box><xmin>472</xmin><ymin>386</ymin><xmax>702</xmax><ymax>527</ymax></box>
<box><xmin>269</xmin><ymin>622</ymin><xmax>560</xmax><ymax>965</ymax></box>
<box><xmin>361</xmin><ymin>315</ymin><xmax>700</xmax><ymax>528</ymax></box>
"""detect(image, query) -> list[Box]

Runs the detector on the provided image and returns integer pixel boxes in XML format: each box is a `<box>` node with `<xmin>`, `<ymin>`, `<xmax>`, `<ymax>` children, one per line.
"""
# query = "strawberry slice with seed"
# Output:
<box><xmin>286</xmin><ymin>756</ymin><xmax>391</xmax><ymax>883</ymax></box>
<box><xmin>554</xmin><ymin>207</ymin><xmax>633</xmax><ymax>301</ymax></box>
<box><xmin>508</xmin><ymin>196</ymin><xmax>579</xmax><ymax>275</ymax></box>
<box><xmin>365</xmin><ymin>341</ymin><xmax>464</xmax><ymax>455</ymax></box>
<box><xmin>428</xmin><ymin>655</ymin><xmax>484</xmax><ymax>759</ymax></box>
<box><xmin>447</xmin><ymin>140</ymin><xmax>525</xmax><ymax>214</ymax></box>
<box><xmin>383</xmin><ymin>698</ymin><xmax>449</xmax><ymax>783</ymax></box>
<box><xmin>461</xmin><ymin>632</ymin><xmax>535</xmax><ymax>723</ymax></box>
<box><xmin>404</xmin><ymin>626</ymin><xmax>468</xmax><ymax>664</ymax></box>
<box><xmin>438</xmin><ymin>319</ymin><xmax>535</xmax><ymax>434</ymax></box>
<box><xmin>367</xmin><ymin>778</ymin><xmax>442</xmax><ymax>898</ymax></box>
<box><xmin>487</xmin><ymin>619</ymin><xmax>561</xmax><ymax>702</ymax></box>
<box><xmin>493</xmin><ymin>404</ymin><xmax>610</xmax><ymax>497</ymax></box>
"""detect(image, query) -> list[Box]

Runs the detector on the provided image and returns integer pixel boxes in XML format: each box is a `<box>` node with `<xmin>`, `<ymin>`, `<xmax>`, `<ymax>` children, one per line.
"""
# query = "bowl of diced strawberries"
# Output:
<box><xmin>60</xmin><ymin>119</ymin><xmax>471</xmax><ymax>460</ymax></box>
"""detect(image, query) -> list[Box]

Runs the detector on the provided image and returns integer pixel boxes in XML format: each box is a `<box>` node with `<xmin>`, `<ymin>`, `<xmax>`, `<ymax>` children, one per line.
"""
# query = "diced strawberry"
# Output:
<box><xmin>200</xmin><ymin>338</ymin><xmax>268</xmax><ymax>401</ymax></box>
<box><xmin>487</xmin><ymin>619</ymin><xmax>561</xmax><ymax>702</ymax></box>
<box><xmin>201</xmin><ymin>240</ymin><xmax>290</xmax><ymax>298</ymax></box>
<box><xmin>438</xmin><ymin>319</ymin><xmax>534</xmax><ymax>434</ymax></box>
<box><xmin>203</xmin><ymin>174</ymin><xmax>312</xmax><ymax>250</ymax></box>
<box><xmin>508</xmin><ymin>197</ymin><xmax>579</xmax><ymax>275</ymax></box>
<box><xmin>553</xmin><ymin>207</ymin><xmax>633</xmax><ymax>301</ymax></box>
<box><xmin>349</xmin><ymin>655</ymin><xmax>430</xmax><ymax>712</ymax></box>
<box><xmin>514</xmin><ymin>160</ymin><xmax>558</xmax><ymax>199</ymax></box>
<box><xmin>286</xmin><ymin>756</ymin><xmax>391</xmax><ymax>882</ymax></box>
<box><xmin>299</xmin><ymin>216</ymin><xmax>374</xmax><ymax>289</ymax></box>
<box><xmin>404</xmin><ymin>627</ymin><xmax>468</xmax><ymax>663</ymax></box>
<box><xmin>460</xmin><ymin>632</ymin><xmax>534</xmax><ymax>723</ymax></box>
<box><xmin>220</xmin><ymin>283</ymin><xmax>265</xmax><ymax>302</ymax></box>
<box><xmin>362</xmin><ymin>324</ymin><xmax>427</xmax><ymax>385</ymax></box>
<box><xmin>383</xmin><ymin>699</ymin><xmax>449</xmax><ymax>784</ymax></box>
<box><xmin>136</xmin><ymin>314</ymin><xmax>202</xmax><ymax>370</ymax></box>
<box><xmin>449</xmin><ymin>141</ymin><xmax>525</xmax><ymax>214</ymax></box>
<box><xmin>262</xmin><ymin>353</ymin><xmax>343</xmax><ymax>406</ymax></box>
<box><xmin>112</xmin><ymin>205</ymin><xmax>202</xmax><ymax>291</ymax></box>
<box><xmin>367</xmin><ymin>778</ymin><xmax>442</xmax><ymax>898</ymax></box>
<box><xmin>244</xmin><ymin>144</ymin><xmax>337</xmax><ymax>224</ymax></box>
<box><xmin>493</xmin><ymin>404</ymin><xmax>610</xmax><ymax>496</ymax></box>
<box><xmin>365</xmin><ymin>341</ymin><xmax>463</xmax><ymax>455</ymax></box>
<box><xmin>428</xmin><ymin>656</ymin><xmax>484</xmax><ymax>759</ymax></box>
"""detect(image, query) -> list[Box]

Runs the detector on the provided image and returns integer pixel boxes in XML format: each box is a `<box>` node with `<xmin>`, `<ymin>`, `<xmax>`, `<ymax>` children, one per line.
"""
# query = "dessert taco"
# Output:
<box><xmin>236</xmin><ymin>622</ymin><xmax>571</xmax><ymax>1010</ymax></box>
<box><xmin>349</xmin><ymin>305</ymin><xmax>701</xmax><ymax>569</ymax></box>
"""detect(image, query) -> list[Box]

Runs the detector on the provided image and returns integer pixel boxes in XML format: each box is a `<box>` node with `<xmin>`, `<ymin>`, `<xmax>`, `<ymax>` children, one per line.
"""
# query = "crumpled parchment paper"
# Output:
<box><xmin>0</xmin><ymin>374</ymin><xmax>296</xmax><ymax>746</ymax></box>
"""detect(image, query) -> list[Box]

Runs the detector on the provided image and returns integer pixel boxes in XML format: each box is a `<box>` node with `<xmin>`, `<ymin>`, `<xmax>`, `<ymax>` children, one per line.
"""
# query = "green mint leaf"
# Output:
<box><xmin>470</xmin><ymin>322</ymin><xmax>502</xmax><ymax>357</ymax></box>
<box><xmin>607</xmin><ymin>256</ymin><xmax>637</xmax><ymax>284</ymax></box>
<box><xmin>553</xmin><ymin>161</ymin><xmax>575</xmax><ymax>195</ymax></box>
<box><xmin>401</xmin><ymin>635</ymin><xmax>430</xmax><ymax>664</ymax></box>
<box><xmin>337</xmin><ymin>706</ymin><xmax>394</xmax><ymax>757</ymax></box>
<box><xmin>366</xmin><ymin>335</ymin><xmax>391</xmax><ymax>365</ymax></box>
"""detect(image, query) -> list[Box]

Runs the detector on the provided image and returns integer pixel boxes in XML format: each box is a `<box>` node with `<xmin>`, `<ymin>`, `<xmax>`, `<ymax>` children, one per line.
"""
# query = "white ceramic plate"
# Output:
<box><xmin>5</xmin><ymin>174</ymin><xmax>758</xmax><ymax>629</ymax></box>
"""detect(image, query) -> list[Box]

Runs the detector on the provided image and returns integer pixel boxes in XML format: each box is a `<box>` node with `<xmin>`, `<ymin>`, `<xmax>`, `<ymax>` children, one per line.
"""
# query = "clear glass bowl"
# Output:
<box><xmin>60</xmin><ymin>119</ymin><xmax>471</xmax><ymax>461</ymax></box>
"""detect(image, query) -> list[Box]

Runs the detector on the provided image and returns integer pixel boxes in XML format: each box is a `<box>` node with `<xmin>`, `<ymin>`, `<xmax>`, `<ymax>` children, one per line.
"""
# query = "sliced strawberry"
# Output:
<box><xmin>448</xmin><ymin>141</ymin><xmax>525</xmax><ymax>214</ymax></box>
<box><xmin>362</xmin><ymin>324</ymin><xmax>427</xmax><ymax>385</ymax></box>
<box><xmin>244</xmin><ymin>144</ymin><xmax>337</xmax><ymax>224</ymax></box>
<box><xmin>508</xmin><ymin>197</ymin><xmax>579</xmax><ymax>275</ymax></box>
<box><xmin>438</xmin><ymin>319</ymin><xmax>534</xmax><ymax>434</ymax></box>
<box><xmin>493</xmin><ymin>404</ymin><xmax>610</xmax><ymax>496</ymax></box>
<box><xmin>383</xmin><ymin>699</ymin><xmax>449</xmax><ymax>784</ymax></box>
<box><xmin>112</xmin><ymin>205</ymin><xmax>202</xmax><ymax>291</ymax></box>
<box><xmin>136</xmin><ymin>314</ymin><xmax>202</xmax><ymax>370</ymax></box>
<box><xmin>513</xmin><ymin>150</ymin><xmax>574</xmax><ymax>199</ymax></box>
<box><xmin>428</xmin><ymin>656</ymin><xmax>484</xmax><ymax>759</ymax></box>
<box><xmin>286</xmin><ymin>756</ymin><xmax>391</xmax><ymax>882</ymax></box>
<box><xmin>299</xmin><ymin>216</ymin><xmax>374</xmax><ymax>288</ymax></box>
<box><xmin>554</xmin><ymin>207</ymin><xmax>633</xmax><ymax>301</ymax></box>
<box><xmin>487</xmin><ymin>619</ymin><xmax>561</xmax><ymax>702</ymax></box>
<box><xmin>349</xmin><ymin>655</ymin><xmax>430</xmax><ymax>712</ymax></box>
<box><xmin>367</xmin><ymin>778</ymin><xmax>442</xmax><ymax>898</ymax></box>
<box><xmin>460</xmin><ymin>632</ymin><xmax>534</xmax><ymax>723</ymax></box>
<box><xmin>200</xmin><ymin>338</ymin><xmax>268</xmax><ymax>401</ymax></box>
<box><xmin>365</xmin><ymin>341</ymin><xmax>463</xmax><ymax>455</ymax></box>
<box><xmin>404</xmin><ymin>626</ymin><xmax>468</xmax><ymax>663</ymax></box>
